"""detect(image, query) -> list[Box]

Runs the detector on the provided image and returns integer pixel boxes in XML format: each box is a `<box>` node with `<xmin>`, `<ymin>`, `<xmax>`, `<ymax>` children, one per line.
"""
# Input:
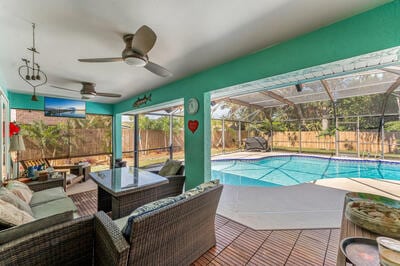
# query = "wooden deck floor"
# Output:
<box><xmin>70</xmin><ymin>190</ymin><xmax>340</xmax><ymax>265</ymax></box>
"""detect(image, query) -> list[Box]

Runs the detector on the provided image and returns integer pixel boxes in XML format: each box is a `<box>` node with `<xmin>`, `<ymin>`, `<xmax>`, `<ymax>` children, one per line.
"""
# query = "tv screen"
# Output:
<box><xmin>44</xmin><ymin>97</ymin><xmax>86</xmax><ymax>118</ymax></box>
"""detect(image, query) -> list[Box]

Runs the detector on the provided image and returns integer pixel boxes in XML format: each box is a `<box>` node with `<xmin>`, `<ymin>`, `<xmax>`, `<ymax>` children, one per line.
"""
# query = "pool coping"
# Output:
<box><xmin>211</xmin><ymin>153</ymin><xmax>400</xmax><ymax>165</ymax></box>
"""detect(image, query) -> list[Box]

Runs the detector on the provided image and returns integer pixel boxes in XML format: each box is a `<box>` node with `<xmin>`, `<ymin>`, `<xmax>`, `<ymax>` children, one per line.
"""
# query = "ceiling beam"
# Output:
<box><xmin>260</xmin><ymin>90</ymin><xmax>305</xmax><ymax>120</ymax></box>
<box><xmin>384</xmin><ymin>77</ymin><xmax>400</xmax><ymax>96</ymax></box>
<box><xmin>320</xmin><ymin>79</ymin><xmax>335</xmax><ymax>102</ymax></box>
<box><xmin>260</xmin><ymin>91</ymin><xmax>295</xmax><ymax>106</ymax></box>
<box><xmin>382</xmin><ymin>67</ymin><xmax>400</xmax><ymax>76</ymax></box>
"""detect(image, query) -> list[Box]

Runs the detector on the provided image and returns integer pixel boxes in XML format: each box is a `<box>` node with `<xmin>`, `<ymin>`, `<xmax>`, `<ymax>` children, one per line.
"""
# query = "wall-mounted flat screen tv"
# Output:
<box><xmin>44</xmin><ymin>97</ymin><xmax>86</xmax><ymax>118</ymax></box>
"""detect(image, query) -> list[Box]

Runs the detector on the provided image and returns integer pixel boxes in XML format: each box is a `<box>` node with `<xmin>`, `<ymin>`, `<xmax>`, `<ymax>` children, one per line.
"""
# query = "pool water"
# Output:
<box><xmin>211</xmin><ymin>155</ymin><xmax>400</xmax><ymax>187</ymax></box>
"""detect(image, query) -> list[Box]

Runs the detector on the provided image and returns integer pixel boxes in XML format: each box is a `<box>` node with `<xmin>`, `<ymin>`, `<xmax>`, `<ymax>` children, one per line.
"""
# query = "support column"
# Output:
<box><xmin>184</xmin><ymin>93</ymin><xmax>211</xmax><ymax>189</ymax></box>
<box><xmin>299</xmin><ymin>120</ymin><xmax>302</xmax><ymax>153</ymax></box>
<box><xmin>381</xmin><ymin>117</ymin><xmax>385</xmax><ymax>159</ymax></box>
<box><xmin>335</xmin><ymin>117</ymin><xmax>339</xmax><ymax>156</ymax></box>
<box><xmin>134</xmin><ymin>114</ymin><xmax>139</xmax><ymax>168</ymax></box>
<box><xmin>238</xmin><ymin>121</ymin><xmax>241</xmax><ymax>150</ymax></box>
<box><xmin>270</xmin><ymin>114</ymin><xmax>274</xmax><ymax>152</ymax></box>
<box><xmin>357</xmin><ymin>116</ymin><xmax>360</xmax><ymax>158</ymax></box>
<box><xmin>169</xmin><ymin>114</ymin><xmax>173</xmax><ymax>159</ymax></box>
<box><xmin>222</xmin><ymin>118</ymin><xmax>225</xmax><ymax>153</ymax></box>
<box><xmin>112</xmin><ymin>114</ymin><xmax>122</xmax><ymax>167</ymax></box>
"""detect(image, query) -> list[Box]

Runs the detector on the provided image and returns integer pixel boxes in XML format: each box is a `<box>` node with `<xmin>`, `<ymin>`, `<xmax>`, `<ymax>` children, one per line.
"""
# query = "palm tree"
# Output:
<box><xmin>21</xmin><ymin>120</ymin><xmax>67</xmax><ymax>158</ymax></box>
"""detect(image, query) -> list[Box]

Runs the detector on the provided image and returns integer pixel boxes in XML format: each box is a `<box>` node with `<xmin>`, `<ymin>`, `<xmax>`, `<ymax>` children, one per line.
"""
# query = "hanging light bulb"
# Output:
<box><xmin>31</xmin><ymin>87</ymin><xmax>38</xmax><ymax>101</ymax></box>
<box><xmin>35</xmin><ymin>63</ymin><xmax>41</xmax><ymax>80</ymax></box>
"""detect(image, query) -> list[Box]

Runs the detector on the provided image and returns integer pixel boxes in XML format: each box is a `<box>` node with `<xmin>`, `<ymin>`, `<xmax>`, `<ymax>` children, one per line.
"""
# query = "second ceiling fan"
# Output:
<box><xmin>51</xmin><ymin>82</ymin><xmax>121</xmax><ymax>99</ymax></box>
<box><xmin>78</xmin><ymin>25</ymin><xmax>172</xmax><ymax>77</ymax></box>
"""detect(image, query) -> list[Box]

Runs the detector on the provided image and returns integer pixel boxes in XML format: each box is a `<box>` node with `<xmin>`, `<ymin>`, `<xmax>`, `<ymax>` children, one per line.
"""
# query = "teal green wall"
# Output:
<box><xmin>113</xmin><ymin>1</ymin><xmax>400</xmax><ymax>189</ymax></box>
<box><xmin>8</xmin><ymin>92</ymin><xmax>113</xmax><ymax>115</ymax></box>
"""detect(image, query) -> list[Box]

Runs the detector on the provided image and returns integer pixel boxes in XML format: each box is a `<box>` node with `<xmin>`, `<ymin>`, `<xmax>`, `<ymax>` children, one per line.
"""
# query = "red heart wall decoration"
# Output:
<box><xmin>188</xmin><ymin>120</ymin><xmax>199</xmax><ymax>134</ymax></box>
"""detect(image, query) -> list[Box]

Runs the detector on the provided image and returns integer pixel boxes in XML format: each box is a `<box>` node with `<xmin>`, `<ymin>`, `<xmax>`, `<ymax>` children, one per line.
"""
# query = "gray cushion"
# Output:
<box><xmin>158</xmin><ymin>159</ymin><xmax>182</xmax><ymax>177</ymax></box>
<box><xmin>31</xmin><ymin>197</ymin><xmax>77</xmax><ymax>219</ymax></box>
<box><xmin>0</xmin><ymin>187</ymin><xmax>33</xmax><ymax>216</ymax></box>
<box><xmin>0</xmin><ymin>211</ymin><xmax>73</xmax><ymax>245</ymax></box>
<box><xmin>29</xmin><ymin>187</ymin><xmax>67</xmax><ymax>207</ymax></box>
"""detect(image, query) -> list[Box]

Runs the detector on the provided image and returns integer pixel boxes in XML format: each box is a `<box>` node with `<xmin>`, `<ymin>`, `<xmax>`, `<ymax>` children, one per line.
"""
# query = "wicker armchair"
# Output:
<box><xmin>0</xmin><ymin>211</ymin><xmax>129</xmax><ymax>266</ymax></box>
<box><xmin>150</xmin><ymin>165</ymin><xmax>186</xmax><ymax>199</ymax></box>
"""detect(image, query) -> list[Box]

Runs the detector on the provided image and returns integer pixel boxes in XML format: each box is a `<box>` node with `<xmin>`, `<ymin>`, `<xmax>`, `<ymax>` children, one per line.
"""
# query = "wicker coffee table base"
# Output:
<box><xmin>98</xmin><ymin>186</ymin><xmax>160</xmax><ymax>219</ymax></box>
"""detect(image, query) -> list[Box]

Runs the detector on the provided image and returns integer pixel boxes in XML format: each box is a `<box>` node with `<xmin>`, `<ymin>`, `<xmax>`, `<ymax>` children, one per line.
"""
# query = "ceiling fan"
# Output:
<box><xmin>51</xmin><ymin>82</ymin><xmax>121</xmax><ymax>100</ymax></box>
<box><xmin>78</xmin><ymin>25</ymin><xmax>172</xmax><ymax>77</ymax></box>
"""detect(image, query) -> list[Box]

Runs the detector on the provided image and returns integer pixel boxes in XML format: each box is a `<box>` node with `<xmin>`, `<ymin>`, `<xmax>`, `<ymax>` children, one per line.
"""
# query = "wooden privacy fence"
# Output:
<box><xmin>272</xmin><ymin>131</ymin><xmax>400</xmax><ymax>154</ymax></box>
<box><xmin>210</xmin><ymin>129</ymin><xmax>400</xmax><ymax>154</ymax></box>
<box><xmin>20</xmin><ymin>128</ymin><xmax>112</xmax><ymax>160</ymax></box>
<box><xmin>122</xmin><ymin>129</ymin><xmax>184</xmax><ymax>152</ymax></box>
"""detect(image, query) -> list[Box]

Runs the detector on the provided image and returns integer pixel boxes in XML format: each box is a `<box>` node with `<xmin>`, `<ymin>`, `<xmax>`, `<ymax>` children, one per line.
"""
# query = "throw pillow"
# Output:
<box><xmin>0</xmin><ymin>199</ymin><xmax>34</xmax><ymax>227</ymax></box>
<box><xmin>158</xmin><ymin>159</ymin><xmax>182</xmax><ymax>177</ymax></box>
<box><xmin>196</xmin><ymin>179</ymin><xmax>220</xmax><ymax>192</ymax></box>
<box><xmin>122</xmin><ymin>197</ymin><xmax>177</xmax><ymax>240</ymax></box>
<box><xmin>181</xmin><ymin>179</ymin><xmax>220</xmax><ymax>199</ymax></box>
<box><xmin>0</xmin><ymin>187</ymin><xmax>33</xmax><ymax>216</ymax></box>
<box><xmin>6</xmin><ymin>181</ymin><xmax>33</xmax><ymax>203</ymax></box>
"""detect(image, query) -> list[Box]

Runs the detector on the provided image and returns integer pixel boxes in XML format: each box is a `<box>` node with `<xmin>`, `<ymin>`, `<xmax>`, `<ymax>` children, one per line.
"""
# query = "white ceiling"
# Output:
<box><xmin>0</xmin><ymin>0</ymin><xmax>390</xmax><ymax>103</ymax></box>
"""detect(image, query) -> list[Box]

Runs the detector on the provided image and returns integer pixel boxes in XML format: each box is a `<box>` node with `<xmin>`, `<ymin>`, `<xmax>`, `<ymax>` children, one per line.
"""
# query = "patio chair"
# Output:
<box><xmin>20</xmin><ymin>158</ymin><xmax>84</xmax><ymax>190</ymax></box>
<box><xmin>149</xmin><ymin>161</ymin><xmax>185</xmax><ymax>199</ymax></box>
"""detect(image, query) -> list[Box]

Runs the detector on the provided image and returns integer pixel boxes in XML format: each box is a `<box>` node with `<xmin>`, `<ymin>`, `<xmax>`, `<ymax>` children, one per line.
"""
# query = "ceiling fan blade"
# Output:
<box><xmin>41</xmin><ymin>92</ymin><xmax>83</xmax><ymax>100</ymax></box>
<box><xmin>132</xmin><ymin>25</ymin><xmax>157</xmax><ymax>55</ymax></box>
<box><xmin>144</xmin><ymin>61</ymin><xmax>172</xmax><ymax>77</ymax></box>
<box><xmin>78</xmin><ymin>57</ymin><xmax>123</xmax><ymax>63</ymax></box>
<box><xmin>95</xmin><ymin>92</ymin><xmax>122</xmax><ymax>98</ymax></box>
<box><xmin>51</xmin><ymin>85</ymin><xmax>79</xmax><ymax>93</ymax></box>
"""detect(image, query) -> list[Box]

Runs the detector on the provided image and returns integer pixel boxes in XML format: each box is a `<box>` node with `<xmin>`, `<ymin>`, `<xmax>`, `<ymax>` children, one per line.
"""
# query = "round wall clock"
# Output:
<box><xmin>187</xmin><ymin>97</ymin><xmax>199</xmax><ymax>115</ymax></box>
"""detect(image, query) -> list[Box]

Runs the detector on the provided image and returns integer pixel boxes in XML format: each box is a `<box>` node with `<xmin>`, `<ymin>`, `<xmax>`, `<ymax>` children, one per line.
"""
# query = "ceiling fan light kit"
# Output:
<box><xmin>124</xmin><ymin>56</ymin><xmax>147</xmax><ymax>66</ymax></box>
<box><xmin>81</xmin><ymin>92</ymin><xmax>96</xmax><ymax>98</ymax></box>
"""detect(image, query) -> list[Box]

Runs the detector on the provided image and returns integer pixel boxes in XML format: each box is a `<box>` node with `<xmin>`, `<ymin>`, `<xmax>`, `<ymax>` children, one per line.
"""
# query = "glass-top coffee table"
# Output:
<box><xmin>90</xmin><ymin>167</ymin><xmax>168</xmax><ymax>219</ymax></box>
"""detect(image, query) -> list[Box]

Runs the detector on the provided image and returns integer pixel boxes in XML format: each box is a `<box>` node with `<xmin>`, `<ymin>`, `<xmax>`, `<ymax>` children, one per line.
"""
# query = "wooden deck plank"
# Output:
<box><xmin>70</xmin><ymin>189</ymin><xmax>341</xmax><ymax>265</ymax></box>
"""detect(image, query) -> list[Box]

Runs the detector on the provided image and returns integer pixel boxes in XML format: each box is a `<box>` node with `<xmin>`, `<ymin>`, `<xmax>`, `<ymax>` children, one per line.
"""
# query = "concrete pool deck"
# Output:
<box><xmin>212</xmin><ymin>151</ymin><xmax>400</xmax><ymax>230</ymax></box>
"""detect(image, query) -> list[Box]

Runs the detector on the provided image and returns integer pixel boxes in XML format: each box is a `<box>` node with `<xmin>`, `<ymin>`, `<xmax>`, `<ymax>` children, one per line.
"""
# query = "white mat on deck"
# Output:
<box><xmin>216</xmin><ymin>183</ymin><xmax>348</xmax><ymax>230</ymax></box>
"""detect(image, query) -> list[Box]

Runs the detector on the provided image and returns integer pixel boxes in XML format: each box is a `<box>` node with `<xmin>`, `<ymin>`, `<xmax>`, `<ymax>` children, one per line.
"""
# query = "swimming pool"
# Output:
<box><xmin>211</xmin><ymin>155</ymin><xmax>400</xmax><ymax>187</ymax></box>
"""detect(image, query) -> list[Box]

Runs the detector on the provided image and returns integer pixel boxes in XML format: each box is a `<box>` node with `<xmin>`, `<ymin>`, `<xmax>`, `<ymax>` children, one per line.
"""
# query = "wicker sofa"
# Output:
<box><xmin>0</xmin><ymin>211</ymin><xmax>129</xmax><ymax>265</ymax></box>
